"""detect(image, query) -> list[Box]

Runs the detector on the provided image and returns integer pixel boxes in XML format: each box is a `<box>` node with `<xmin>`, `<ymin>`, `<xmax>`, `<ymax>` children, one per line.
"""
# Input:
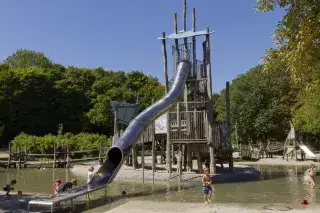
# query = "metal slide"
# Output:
<box><xmin>90</xmin><ymin>60</ymin><xmax>191</xmax><ymax>184</ymax></box>
<box><xmin>299</xmin><ymin>145</ymin><xmax>316</xmax><ymax>158</ymax></box>
<box><xmin>28</xmin><ymin>60</ymin><xmax>191</xmax><ymax>209</ymax></box>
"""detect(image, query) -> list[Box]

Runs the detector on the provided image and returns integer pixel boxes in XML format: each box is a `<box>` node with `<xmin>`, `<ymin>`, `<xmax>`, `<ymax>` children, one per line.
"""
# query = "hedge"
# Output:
<box><xmin>11</xmin><ymin>132</ymin><xmax>111</xmax><ymax>154</ymax></box>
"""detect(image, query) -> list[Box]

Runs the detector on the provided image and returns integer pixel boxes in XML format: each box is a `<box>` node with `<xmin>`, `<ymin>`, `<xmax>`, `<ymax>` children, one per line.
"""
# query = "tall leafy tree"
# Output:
<box><xmin>4</xmin><ymin>49</ymin><xmax>53</xmax><ymax>69</ymax></box>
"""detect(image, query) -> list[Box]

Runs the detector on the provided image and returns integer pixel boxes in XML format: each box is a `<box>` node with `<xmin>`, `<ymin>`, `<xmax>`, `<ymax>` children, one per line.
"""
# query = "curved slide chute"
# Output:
<box><xmin>89</xmin><ymin>60</ymin><xmax>191</xmax><ymax>185</ymax></box>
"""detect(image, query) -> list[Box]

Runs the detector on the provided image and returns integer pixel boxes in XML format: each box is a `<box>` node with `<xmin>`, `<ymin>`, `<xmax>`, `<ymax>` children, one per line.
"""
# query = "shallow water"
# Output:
<box><xmin>0</xmin><ymin>165</ymin><xmax>319</xmax><ymax>212</ymax></box>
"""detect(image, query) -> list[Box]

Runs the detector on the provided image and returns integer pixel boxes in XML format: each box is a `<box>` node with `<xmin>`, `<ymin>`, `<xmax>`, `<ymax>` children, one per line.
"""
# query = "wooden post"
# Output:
<box><xmin>132</xmin><ymin>146</ymin><xmax>137</xmax><ymax>170</ymax></box>
<box><xmin>181</xmin><ymin>1</ymin><xmax>191</xmax><ymax>137</ymax></box>
<box><xmin>183</xmin><ymin>144</ymin><xmax>187</xmax><ymax>170</ymax></box>
<box><xmin>174</xmin><ymin>13</ymin><xmax>180</xmax><ymax>62</ymax></box>
<box><xmin>160</xmin><ymin>139</ymin><xmax>164</xmax><ymax>164</ymax></box>
<box><xmin>195</xmin><ymin>145</ymin><xmax>202</xmax><ymax>173</ymax></box>
<box><xmin>7</xmin><ymin>141</ymin><xmax>11</xmax><ymax>169</ymax></box>
<box><xmin>171</xmin><ymin>144</ymin><xmax>175</xmax><ymax>165</ymax></box>
<box><xmin>182</xmin><ymin>0</ymin><xmax>188</xmax><ymax>58</ymax></box>
<box><xmin>178</xmin><ymin>144</ymin><xmax>182</xmax><ymax>182</ymax></box>
<box><xmin>185</xmin><ymin>7</ymin><xmax>197</xmax><ymax>173</ymax></box>
<box><xmin>18</xmin><ymin>146</ymin><xmax>21</xmax><ymax>169</ymax></box>
<box><xmin>152</xmin><ymin>123</ymin><xmax>155</xmax><ymax>185</ymax></box>
<box><xmin>186</xmin><ymin>143</ymin><xmax>192</xmax><ymax>172</ymax></box>
<box><xmin>192</xmin><ymin>7</ymin><xmax>197</xmax><ymax>75</ymax></box>
<box><xmin>162</xmin><ymin>32</ymin><xmax>172</xmax><ymax>178</ymax></box>
<box><xmin>226</xmin><ymin>81</ymin><xmax>234</xmax><ymax>170</ymax></box>
<box><xmin>113</xmin><ymin>109</ymin><xmax>118</xmax><ymax>146</ymax></box>
<box><xmin>204</xmin><ymin>27</ymin><xmax>216</xmax><ymax>174</ymax></box>
<box><xmin>235</xmin><ymin>121</ymin><xmax>239</xmax><ymax>149</ymax></box>
<box><xmin>24</xmin><ymin>144</ymin><xmax>27</xmax><ymax>167</ymax></box>
<box><xmin>142</xmin><ymin>134</ymin><xmax>145</xmax><ymax>184</ymax></box>
<box><xmin>99</xmin><ymin>141</ymin><xmax>102</xmax><ymax>165</ymax></box>
<box><xmin>53</xmin><ymin>140</ymin><xmax>56</xmax><ymax>169</ymax></box>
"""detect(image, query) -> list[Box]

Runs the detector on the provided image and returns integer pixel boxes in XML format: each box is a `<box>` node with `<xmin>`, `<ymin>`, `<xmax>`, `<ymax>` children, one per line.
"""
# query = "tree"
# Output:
<box><xmin>4</xmin><ymin>49</ymin><xmax>53</xmax><ymax>69</ymax></box>
<box><xmin>0</xmin><ymin>66</ymin><xmax>59</xmax><ymax>140</ymax></box>
<box><xmin>214</xmin><ymin>65</ymin><xmax>292</xmax><ymax>143</ymax></box>
<box><xmin>256</xmin><ymin>0</ymin><xmax>320</xmax><ymax>135</ymax></box>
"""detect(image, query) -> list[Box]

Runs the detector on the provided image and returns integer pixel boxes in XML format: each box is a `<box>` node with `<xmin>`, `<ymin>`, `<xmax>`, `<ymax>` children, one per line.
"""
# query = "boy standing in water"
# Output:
<box><xmin>66</xmin><ymin>154</ymin><xmax>72</xmax><ymax>169</ymax></box>
<box><xmin>202</xmin><ymin>168</ymin><xmax>212</xmax><ymax>203</ymax></box>
<box><xmin>306</xmin><ymin>164</ymin><xmax>317</xmax><ymax>188</ymax></box>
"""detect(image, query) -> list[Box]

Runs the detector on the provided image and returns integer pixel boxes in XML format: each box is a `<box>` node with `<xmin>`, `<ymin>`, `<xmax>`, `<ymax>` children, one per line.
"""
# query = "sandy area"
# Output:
<box><xmin>235</xmin><ymin>155</ymin><xmax>320</xmax><ymax>166</ymax></box>
<box><xmin>70</xmin><ymin>155</ymin><xmax>262</xmax><ymax>183</ymax></box>
<box><xmin>71</xmin><ymin>155</ymin><xmax>317</xmax><ymax>182</ymax></box>
<box><xmin>72</xmin><ymin>162</ymin><xmax>203</xmax><ymax>182</ymax></box>
<box><xmin>101</xmin><ymin>200</ymin><xmax>318</xmax><ymax>213</ymax></box>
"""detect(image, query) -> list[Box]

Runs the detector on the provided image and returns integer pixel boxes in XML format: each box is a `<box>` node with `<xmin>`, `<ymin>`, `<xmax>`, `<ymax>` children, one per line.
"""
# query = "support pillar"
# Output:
<box><xmin>187</xmin><ymin>144</ymin><xmax>193</xmax><ymax>172</ymax></box>
<box><xmin>160</xmin><ymin>139</ymin><xmax>165</xmax><ymax>164</ymax></box>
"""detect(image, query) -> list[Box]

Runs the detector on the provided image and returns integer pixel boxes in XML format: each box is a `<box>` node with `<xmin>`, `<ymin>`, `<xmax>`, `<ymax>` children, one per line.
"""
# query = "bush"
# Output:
<box><xmin>11</xmin><ymin>132</ymin><xmax>111</xmax><ymax>155</ymax></box>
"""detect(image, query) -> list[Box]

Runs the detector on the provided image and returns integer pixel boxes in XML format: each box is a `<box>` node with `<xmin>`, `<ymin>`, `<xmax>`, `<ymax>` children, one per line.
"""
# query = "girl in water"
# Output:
<box><xmin>306</xmin><ymin>164</ymin><xmax>317</xmax><ymax>188</ymax></box>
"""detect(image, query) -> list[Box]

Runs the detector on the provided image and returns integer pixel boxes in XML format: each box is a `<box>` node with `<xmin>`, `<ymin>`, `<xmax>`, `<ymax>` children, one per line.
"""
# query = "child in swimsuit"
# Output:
<box><xmin>202</xmin><ymin>168</ymin><xmax>212</xmax><ymax>203</ymax></box>
<box><xmin>52</xmin><ymin>179</ymin><xmax>62</xmax><ymax>195</ymax></box>
<box><xmin>3</xmin><ymin>180</ymin><xmax>17</xmax><ymax>196</ymax></box>
<box><xmin>306</xmin><ymin>164</ymin><xmax>316</xmax><ymax>188</ymax></box>
<box><xmin>58</xmin><ymin>179</ymin><xmax>77</xmax><ymax>193</ymax></box>
<box><xmin>87</xmin><ymin>166</ymin><xmax>94</xmax><ymax>184</ymax></box>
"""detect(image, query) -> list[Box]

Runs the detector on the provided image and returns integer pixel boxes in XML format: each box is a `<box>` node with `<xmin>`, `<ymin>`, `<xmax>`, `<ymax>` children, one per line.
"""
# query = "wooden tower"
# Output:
<box><xmin>158</xmin><ymin>0</ymin><xmax>233</xmax><ymax>175</ymax></box>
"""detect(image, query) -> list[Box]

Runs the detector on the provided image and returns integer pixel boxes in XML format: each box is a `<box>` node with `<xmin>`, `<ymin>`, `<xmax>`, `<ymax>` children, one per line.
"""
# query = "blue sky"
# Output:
<box><xmin>0</xmin><ymin>0</ymin><xmax>285</xmax><ymax>93</ymax></box>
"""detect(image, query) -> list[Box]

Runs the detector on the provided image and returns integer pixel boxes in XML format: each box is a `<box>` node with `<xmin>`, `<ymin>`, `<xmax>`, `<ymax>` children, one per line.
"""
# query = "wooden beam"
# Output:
<box><xmin>226</xmin><ymin>81</ymin><xmax>233</xmax><ymax>170</ymax></box>
<box><xmin>204</xmin><ymin>27</ymin><xmax>216</xmax><ymax>174</ymax></box>
<box><xmin>174</xmin><ymin>13</ymin><xmax>180</xmax><ymax>63</ymax></box>
<box><xmin>162</xmin><ymin>32</ymin><xmax>172</xmax><ymax>178</ymax></box>
<box><xmin>192</xmin><ymin>7</ymin><xmax>196</xmax><ymax>75</ymax></box>
<box><xmin>182</xmin><ymin>0</ymin><xmax>188</xmax><ymax>59</ymax></box>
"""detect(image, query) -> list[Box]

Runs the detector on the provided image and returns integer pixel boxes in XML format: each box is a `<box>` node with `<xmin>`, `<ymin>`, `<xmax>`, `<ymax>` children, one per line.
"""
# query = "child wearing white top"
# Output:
<box><xmin>87</xmin><ymin>166</ymin><xmax>94</xmax><ymax>184</ymax></box>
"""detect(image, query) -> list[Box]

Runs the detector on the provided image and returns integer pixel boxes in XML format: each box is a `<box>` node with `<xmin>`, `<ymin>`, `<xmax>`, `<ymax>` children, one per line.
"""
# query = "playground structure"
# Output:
<box><xmin>157</xmin><ymin>0</ymin><xmax>233</xmax><ymax>175</ymax></box>
<box><xmin>236</xmin><ymin>125</ymin><xmax>318</xmax><ymax>161</ymax></box>
<box><xmin>28</xmin><ymin>1</ymin><xmax>234</xmax><ymax>212</ymax></box>
<box><xmin>116</xmin><ymin>0</ymin><xmax>234</xmax><ymax>175</ymax></box>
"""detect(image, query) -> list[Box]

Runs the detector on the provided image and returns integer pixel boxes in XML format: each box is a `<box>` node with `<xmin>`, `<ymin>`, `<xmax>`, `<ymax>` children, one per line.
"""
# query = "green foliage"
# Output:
<box><xmin>4</xmin><ymin>49</ymin><xmax>53</xmax><ymax>69</ymax></box>
<box><xmin>212</xmin><ymin>1</ymin><xmax>320</xmax><ymax>145</ymax></box>
<box><xmin>214</xmin><ymin>66</ymin><xmax>292</xmax><ymax>143</ymax></box>
<box><xmin>11</xmin><ymin>132</ymin><xmax>110</xmax><ymax>154</ymax></box>
<box><xmin>255</xmin><ymin>0</ymin><xmax>320</xmax><ymax>136</ymax></box>
<box><xmin>0</xmin><ymin>49</ymin><xmax>165</xmax><ymax>147</ymax></box>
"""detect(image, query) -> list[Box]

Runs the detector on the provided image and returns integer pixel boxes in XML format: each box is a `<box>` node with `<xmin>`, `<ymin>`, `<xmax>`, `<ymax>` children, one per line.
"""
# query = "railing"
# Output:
<box><xmin>169</xmin><ymin>110</ymin><xmax>207</xmax><ymax>141</ymax></box>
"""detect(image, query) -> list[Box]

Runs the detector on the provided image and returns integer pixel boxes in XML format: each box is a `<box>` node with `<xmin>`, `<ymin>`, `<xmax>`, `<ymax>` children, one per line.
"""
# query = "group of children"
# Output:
<box><xmin>52</xmin><ymin>166</ymin><xmax>94</xmax><ymax>195</ymax></box>
<box><xmin>52</xmin><ymin>178</ymin><xmax>77</xmax><ymax>195</ymax></box>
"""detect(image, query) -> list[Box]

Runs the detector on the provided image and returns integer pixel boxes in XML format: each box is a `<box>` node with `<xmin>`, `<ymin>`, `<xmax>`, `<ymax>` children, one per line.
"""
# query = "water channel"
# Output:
<box><xmin>0</xmin><ymin>164</ymin><xmax>319</xmax><ymax>212</ymax></box>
